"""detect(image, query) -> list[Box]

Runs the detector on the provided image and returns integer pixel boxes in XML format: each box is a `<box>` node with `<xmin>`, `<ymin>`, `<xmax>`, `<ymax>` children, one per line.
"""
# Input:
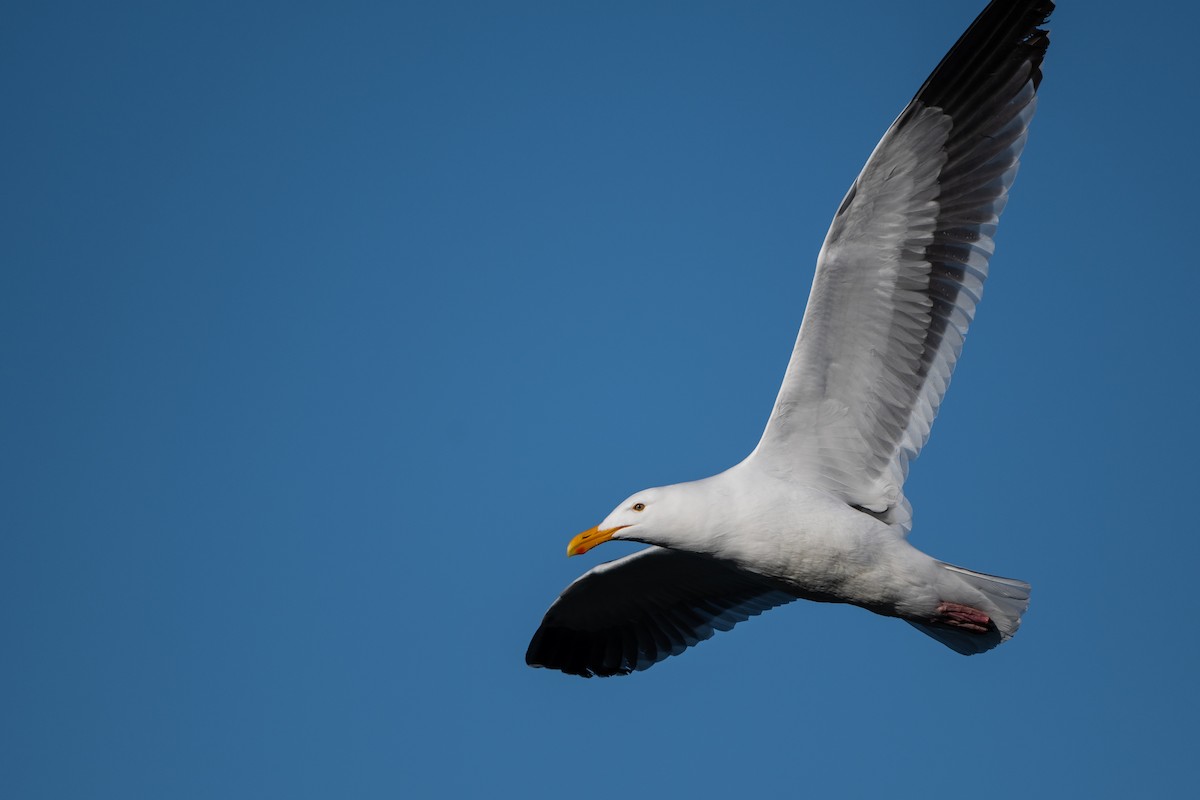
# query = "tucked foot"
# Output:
<box><xmin>936</xmin><ymin>602</ymin><xmax>992</xmax><ymax>633</ymax></box>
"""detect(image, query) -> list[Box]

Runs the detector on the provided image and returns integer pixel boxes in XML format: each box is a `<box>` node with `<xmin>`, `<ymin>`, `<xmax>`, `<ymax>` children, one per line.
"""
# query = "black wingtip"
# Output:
<box><xmin>526</xmin><ymin>625</ymin><xmax>630</xmax><ymax>678</ymax></box>
<box><xmin>913</xmin><ymin>0</ymin><xmax>1055</xmax><ymax>116</ymax></box>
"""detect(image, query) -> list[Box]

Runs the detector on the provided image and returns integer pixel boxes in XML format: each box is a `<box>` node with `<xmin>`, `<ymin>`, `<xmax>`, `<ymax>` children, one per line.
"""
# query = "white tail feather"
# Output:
<box><xmin>907</xmin><ymin>562</ymin><xmax>1031</xmax><ymax>655</ymax></box>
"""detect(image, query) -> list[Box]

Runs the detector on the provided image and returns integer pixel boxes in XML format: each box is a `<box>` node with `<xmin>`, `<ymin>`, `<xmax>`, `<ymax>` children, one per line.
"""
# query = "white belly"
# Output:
<box><xmin>711</xmin><ymin>484</ymin><xmax>943</xmax><ymax>616</ymax></box>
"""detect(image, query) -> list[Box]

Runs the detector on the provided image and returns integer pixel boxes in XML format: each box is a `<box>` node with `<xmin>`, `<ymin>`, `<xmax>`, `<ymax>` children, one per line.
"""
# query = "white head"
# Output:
<box><xmin>566</xmin><ymin>485</ymin><xmax>693</xmax><ymax>557</ymax></box>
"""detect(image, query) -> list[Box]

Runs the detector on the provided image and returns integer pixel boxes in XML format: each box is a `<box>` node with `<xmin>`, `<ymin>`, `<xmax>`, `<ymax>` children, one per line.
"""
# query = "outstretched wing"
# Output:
<box><xmin>526</xmin><ymin>547</ymin><xmax>796</xmax><ymax>678</ymax></box>
<box><xmin>751</xmin><ymin>0</ymin><xmax>1053</xmax><ymax>531</ymax></box>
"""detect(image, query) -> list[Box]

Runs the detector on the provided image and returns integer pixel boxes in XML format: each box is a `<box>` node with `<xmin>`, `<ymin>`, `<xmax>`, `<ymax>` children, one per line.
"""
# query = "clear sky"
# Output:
<box><xmin>4</xmin><ymin>1</ymin><xmax>1198</xmax><ymax>797</ymax></box>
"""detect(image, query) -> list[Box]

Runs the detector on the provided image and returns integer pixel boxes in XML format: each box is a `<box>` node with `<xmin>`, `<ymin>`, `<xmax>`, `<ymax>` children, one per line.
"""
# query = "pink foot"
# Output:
<box><xmin>936</xmin><ymin>602</ymin><xmax>992</xmax><ymax>633</ymax></box>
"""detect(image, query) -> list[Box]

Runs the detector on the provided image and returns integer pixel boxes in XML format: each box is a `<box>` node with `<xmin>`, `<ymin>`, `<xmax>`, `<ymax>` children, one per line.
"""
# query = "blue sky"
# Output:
<box><xmin>4</xmin><ymin>1</ymin><xmax>1198</xmax><ymax>797</ymax></box>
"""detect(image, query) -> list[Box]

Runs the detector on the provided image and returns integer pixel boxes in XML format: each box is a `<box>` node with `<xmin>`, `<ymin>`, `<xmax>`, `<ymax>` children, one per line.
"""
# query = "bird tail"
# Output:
<box><xmin>907</xmin><ymin>562</ymin><xmax>1031</xmax><ymax>655</ymax></box>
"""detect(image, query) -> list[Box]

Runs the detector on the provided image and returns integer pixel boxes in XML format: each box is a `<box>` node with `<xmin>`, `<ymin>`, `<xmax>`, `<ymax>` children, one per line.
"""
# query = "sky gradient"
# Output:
<box><xmin>4</xmin><ymin>1</ymin><xmax>1198</xmax><ymax>797</ymax></box>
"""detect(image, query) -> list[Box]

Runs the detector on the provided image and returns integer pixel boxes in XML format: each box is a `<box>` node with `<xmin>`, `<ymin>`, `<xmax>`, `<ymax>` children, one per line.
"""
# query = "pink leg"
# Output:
<box><xmin>936</xmin><ymin>602</ymin><xmax>992</xmax><ymax>633</ymax></box>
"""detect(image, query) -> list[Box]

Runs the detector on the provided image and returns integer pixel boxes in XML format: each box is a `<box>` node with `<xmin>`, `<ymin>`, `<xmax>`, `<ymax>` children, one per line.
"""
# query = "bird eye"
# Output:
<box><xmin>633</xmin><ymin>502</ymin><xmax>646</xmax><ymax>512</ymax></box>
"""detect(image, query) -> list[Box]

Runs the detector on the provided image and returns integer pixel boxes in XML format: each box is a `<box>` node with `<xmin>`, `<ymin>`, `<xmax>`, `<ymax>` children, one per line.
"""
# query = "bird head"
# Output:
<box><xmin>567</xmin><ymin>487</ymin><xmax>667</xmax><ymax>557</ymax></box>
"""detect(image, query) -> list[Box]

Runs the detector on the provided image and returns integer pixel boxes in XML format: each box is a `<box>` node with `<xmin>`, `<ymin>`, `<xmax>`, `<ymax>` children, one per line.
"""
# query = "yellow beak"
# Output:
<box><xmin>567</xmin><ymin>525</ymin><xmax>628</xmax><ymax>557</ymax></box>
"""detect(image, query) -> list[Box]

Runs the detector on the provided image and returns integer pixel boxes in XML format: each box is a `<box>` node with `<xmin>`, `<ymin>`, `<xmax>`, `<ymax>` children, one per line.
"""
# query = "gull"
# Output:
<box><xmin>527</xmin><ymin>0</ymin><xmax>1053</xmax><ymax>677</ymax></box>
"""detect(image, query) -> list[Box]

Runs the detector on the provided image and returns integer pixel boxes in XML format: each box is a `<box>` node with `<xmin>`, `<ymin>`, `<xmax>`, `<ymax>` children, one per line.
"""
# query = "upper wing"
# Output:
<box><xmin>526</xmin><ymin>547</ymin><xmax>796</xmax><ymax>678</ymax></box>
<box><xmin>751</xmin><ymin>0</ymin><xmax>1053</xmax><ymax>531</ymax></box>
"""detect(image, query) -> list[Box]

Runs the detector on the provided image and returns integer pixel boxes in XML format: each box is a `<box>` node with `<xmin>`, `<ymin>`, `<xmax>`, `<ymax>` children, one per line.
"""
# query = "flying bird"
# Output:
<box><xmin>527</xmin><ymin>0</ymin><xmax>1054</xmax><ymax>677</ymax></box>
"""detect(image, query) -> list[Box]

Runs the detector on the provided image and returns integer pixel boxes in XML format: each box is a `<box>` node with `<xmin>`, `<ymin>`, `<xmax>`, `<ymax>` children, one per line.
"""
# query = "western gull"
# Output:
<box><xmin>527</xmin><ymin>0</ymin><xmax>1054</xmax><ymax>677</ymax></box>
